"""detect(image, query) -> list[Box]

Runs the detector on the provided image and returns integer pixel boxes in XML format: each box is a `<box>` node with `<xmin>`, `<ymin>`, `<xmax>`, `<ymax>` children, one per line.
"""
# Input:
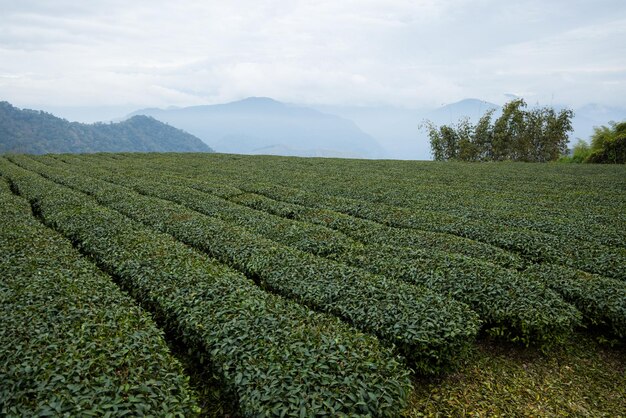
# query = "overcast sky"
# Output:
<box><xmin>1</xmin><ymin>0</ymin><xmax>625</xmax><ymax>112</ymax></box>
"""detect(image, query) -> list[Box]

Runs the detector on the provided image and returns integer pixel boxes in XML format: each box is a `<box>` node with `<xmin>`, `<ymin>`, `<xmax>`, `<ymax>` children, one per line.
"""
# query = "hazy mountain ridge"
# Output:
<box><xmin>0</xmin><ymin>101</ymin><xmax>212</xmax><ymax>154</ymax></box>
<box><xmin>9</xmin><ymin>97</ymin><xmax>621</xmax><ymax>160</ymax></box>
<box><xmin>129</xmin><ymin>97</ymin><xmax>386</xmax><ymax>159</ymax></box>
<box><xmin>316</xmin><ymin>99</ymin><xmax>625</xmax><ymax>160</ymax></box>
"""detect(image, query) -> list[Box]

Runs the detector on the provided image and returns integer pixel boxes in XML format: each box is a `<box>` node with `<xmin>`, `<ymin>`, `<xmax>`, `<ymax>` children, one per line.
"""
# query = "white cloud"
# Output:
<box><xmin>1</xmin><ymin>0</ymin><xmax>625</xmax><ymax>109</ymax></box>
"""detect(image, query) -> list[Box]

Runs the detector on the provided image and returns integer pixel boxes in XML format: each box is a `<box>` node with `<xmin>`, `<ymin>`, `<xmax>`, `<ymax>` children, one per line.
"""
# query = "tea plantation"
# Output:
<box><xmin>1</xmin><ymin>153</ymin><xmax>624</xmax><ymax>416</ymax></box>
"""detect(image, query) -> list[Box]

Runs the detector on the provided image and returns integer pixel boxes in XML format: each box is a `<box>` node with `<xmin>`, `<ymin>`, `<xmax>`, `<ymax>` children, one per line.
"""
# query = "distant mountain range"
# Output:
<box><xmin>3</xmin><ymin>97</ymin><xmax>622</xmax><ymax>160</ymax></box>
<box><xmin>0</xmin><ymin>101</ymin><xmax>212</xmax><ymax>154</ymax></box>
<box><xmin>129</xmin><ymin>97</ymin><xmax>386</xmax><ymax>158</ymax></box>
<box><xmin>314</xmin><ymin>99</ymin><xmax>501</xmax><ymax>160</ymax></box>
<box><xmin>316</xmin><ymin>99</ymin><xmax>626</xmax><ymax>160</ymax></box>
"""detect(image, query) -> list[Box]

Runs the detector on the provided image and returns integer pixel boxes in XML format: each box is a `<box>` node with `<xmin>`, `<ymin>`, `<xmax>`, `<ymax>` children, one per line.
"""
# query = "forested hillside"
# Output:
<box><xmin>0</xmin><ymin>102</ymin><xmax>212</xmax><ymax>154</ymax></box>
<box><xmin>130</xmin><ymin>97</ymin><xmax>385</xmax><ymax>158</ymax></box>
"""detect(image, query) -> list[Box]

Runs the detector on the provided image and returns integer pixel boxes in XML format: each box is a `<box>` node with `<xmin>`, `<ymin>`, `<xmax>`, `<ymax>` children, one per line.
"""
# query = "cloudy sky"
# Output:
<box><xmin>1</xmin><ymin>0</ymin><xmax>625</xmax><ymax>112</ymax></box>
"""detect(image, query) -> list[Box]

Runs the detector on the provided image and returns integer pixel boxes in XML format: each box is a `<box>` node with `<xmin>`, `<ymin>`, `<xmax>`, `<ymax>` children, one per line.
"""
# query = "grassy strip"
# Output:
<box><xmin>0</xmin><ymin>159</ymin><xmax>413</xmax><ymax>416</ymax></box>
<box><xmin>239</xmin><ymin>182</ymin><xmax>626</xmax><ymax>280</ymax></box>
<box><xmin>0</xmin><ymin>177</ymin><xmax>199</xmax><ymax>416</ymax></box>
<box><xmin>407</xmin><ymin>334</ymin><xmax>626</xmax><ymax>416</ymax></box>
<box><xmin>50</xmin><ymin>159</ymin><xmax>580</xmax><ymax>347</ymax></box>
<box><xmin>11</xmin><ymin>155</ymin><xmax>480</xmax><ymax>375</ymax></box>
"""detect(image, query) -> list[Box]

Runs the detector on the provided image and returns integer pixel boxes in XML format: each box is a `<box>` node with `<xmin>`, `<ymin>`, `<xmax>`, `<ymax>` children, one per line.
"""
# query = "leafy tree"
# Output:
<box><xmin>425</xmin><ymin>99</ymin><xmax>573</xmax><ymax>162</ymax></box>
<box><xmin>492</xmin><ymin>99</ymin><xmax>527</xmax><ymax>161</ymax></box>
<box><xmin>570</xmin><ymin>139</ymin><xmax>591</xmax><ymax>163</ymax></box>
<box><xmin>423</xmin><ymin>121</ymin><xmax>458</xmax><ymax>161</ymax></box>
<box><xmin>585</xmin><ymin>121</ymin><xmax>626</xmax><ymax>164</ymax></box>
<box><xmin>473</xmin><ymin>109</ymin><xmax>496</xmax><ymax>161</ymax></box>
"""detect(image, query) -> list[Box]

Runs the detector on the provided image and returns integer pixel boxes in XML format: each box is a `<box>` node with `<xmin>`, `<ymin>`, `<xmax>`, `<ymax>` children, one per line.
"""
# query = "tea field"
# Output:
<box><xmin>1</xmin><ymin>153</ymin><xmax>624</xmax><ymax>416</ymax></box>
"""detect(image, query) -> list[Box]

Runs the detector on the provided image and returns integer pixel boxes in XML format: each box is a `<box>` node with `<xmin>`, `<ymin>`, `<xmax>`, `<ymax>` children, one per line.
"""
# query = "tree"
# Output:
<box><xmin>492</xmin><ymin>99</ymin><xmax>527</xmax><ymax>161</ymax></box>
<box><xmin>473</xmin><ymin>109</ymin><xmax>496</xmax><ymax>161</ymax></box>
<box><xmin>571</xmin><ymin>139</ymin><xmax>591</xmax><ymax>163</ymax></box>
<box><xmin>585</xmin><ymin>121</ymin><xmax>626</xmax><ymax>164</ymax></box>
<box><xmin>422</xmin><ymin>121</ymin><xmax>460</xmax><ymax>161</ymax></box>
<box><xmin>424</xmin><ymin>99</ymin><xmax>574</xmax><ymax>162</ymax></box>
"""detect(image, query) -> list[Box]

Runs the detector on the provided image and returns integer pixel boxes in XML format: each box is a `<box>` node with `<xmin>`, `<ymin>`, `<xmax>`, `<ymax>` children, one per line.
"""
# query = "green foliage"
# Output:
<box><xmin>558</xmin><ymin>139</ymin><xmax>592</xmax><ymax>163</ymax></box>
<box><xmin>9</xmin><ymin>155</ymin><xmax>480</xmax><ymax>375</ymax></box>
<box><xmin>572</xmin><ymin>139</ymin><xmax>592</xmax><ymax>163</ymax></box>
<box><xmin>585</xmin><ymin>121</ymin><xmax>626</xmax><ymax>164</ymax></box>
<box><xmin>525</xmin><ymin>264</ymin><xmax>626</xmax><ymax>338</ymax></box>
<box><xmin>54</xmin><ymin>153</ymin><xmax>623</xmax><ymax>342</ymax></box>
<box><xmin>230</xmin><ymin>191</ymin><xmax>524</xmax><ymax>269</ymax></box>
<box><xmin>0</xmin><ymin>178</ymin><xmax>199</xmax><ymax>416</ymax></box>
<box><xmin>0</xmin><ymin>159</ymin><xmax>414</xmax><ymax>416</ymax></box>
<box><xmin>102</xmin><ymin>169</ymin><xmax>578</xmax><ymax>346</ymax></box>
<box><xmin>0</xmin><ymin>101</ymin><xmax>212</xmax><ymax>154</ymax></box>
<box><xmin>37</xmin><ymin>156</ymin><xmax>581</xmax><ymax>346</ymax></box>
<box><xmin>425</xmin><ymin>99</ymin><xmax>574</xmax><ymax>162</ymax></box>
<box><xmin>239</xmin><ymin>182</ymin><xmax>625</xmax><ymax>280</ymax></box>
<box><xmin>1</xmin><ymin>151</ymin><xmax>624</xmax><ymax>416</ymax></box>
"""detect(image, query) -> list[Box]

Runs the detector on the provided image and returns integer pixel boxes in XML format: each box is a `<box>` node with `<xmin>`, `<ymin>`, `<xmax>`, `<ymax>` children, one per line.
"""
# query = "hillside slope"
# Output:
<box><xmin>130</xmin><ymin>97</ymin><xmax>385</xmax><ymax>158</ymax></box>
<box><xmin>0</xmin><ymin>101</ymin><xmax>212</xmax><ymax>154</ymax></box>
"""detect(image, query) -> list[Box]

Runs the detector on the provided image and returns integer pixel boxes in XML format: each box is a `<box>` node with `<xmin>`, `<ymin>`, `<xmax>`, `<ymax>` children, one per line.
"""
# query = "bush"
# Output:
<box><xmin>0</xmin><ymin>159</ymin><xmax>414</xmax><ymax>416</ymax></box>
<box><xmin>525</xmin><ymin>264</ymin><xmax>626</xmax><ymax>338</ymax></box>
<box><xmin>243</xmin><ymin>182</ymin><xmax>626</xmax><ymax>280</ymax></box>
<box><xmin>113</xmin><ymin>174</ymin><xmax>577</xmax><ymax>347</ymax></box>
<box><xmin>10</xmin><ymin>155</ymin><xmax>479</xmax><ymax>375</ymax></box>
<box><xmin>0</xmin><ymin>178</ymin><xmax>199</xmax><ymax>416</ymax></box>
<box><xmin>560</xmin><ymin>139</ymin><xmax>592</xmax><ymax>163</ymax></box>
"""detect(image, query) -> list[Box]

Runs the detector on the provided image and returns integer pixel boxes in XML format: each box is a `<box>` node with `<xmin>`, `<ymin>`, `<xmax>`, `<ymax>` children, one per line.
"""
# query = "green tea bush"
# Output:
<box><xmin>242</xmin><ymin>183</ymin><xmax>626</xmax><ymax>280</ymax></box>
<box><xmin>525</xmin><ymin>264</ymin><xmax>626</xmax><ymax>338</ymax></box>
<box><xmin>76</xmin><ymin>167</ymin><xmax>578</xmax><ymax>347</ymax></box>
<box><xmin>0</xmin><ymin>178</ymin><xmax>199</xmax><ymax>416</ymax></box>
<box><xmin>41</xmin><ymin>156</ymin><xmax>622</xmax><ymax>343</ymax></box>
<box><xmin>8</xmin><ymin>155</ymin><xmax>480</xmax><ymax>375</ymax></box>
<box><xmin>0</xmin><ymin>160</ymin><xmax>414</xmax><ymax>416</ymax></box>
<box><xmin>64</xmin><ymin>152</ymin><xmax>625</xmax><ymax>250</ymax></box>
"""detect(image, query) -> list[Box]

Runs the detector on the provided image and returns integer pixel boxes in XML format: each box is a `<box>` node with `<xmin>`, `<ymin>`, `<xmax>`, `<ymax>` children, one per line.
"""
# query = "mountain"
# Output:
<box><xmin>572</xmin><ymin>104</ymin><xmax>626</xmax><ymax>141</ymax></box>
<box><xmin>129</xmin><ymin>97</ymin><xmax>385</xmax><ymax>158</ymax></box>
<box><xmin>316</xmin><ymin>99</ymin><xmax>625</xmax><ymax>160</ymax></box>
<box><xmin>313</xmin><ymin>104</ymin><xmax>428</xmax><ymax>160</ymax></box>
<box><xmin>427</xmin><ymin>99</ymin><xmax>500</xmax><ymax>125</ymax></box>
<box><xmin>0</xmin><ymin>101</ymin><xmax>212</xmax><ymax>154</ymax></box>
<box><xmin>313</xmin><ymin>100</ymin><xmax>500</xmax><ymax>161</ymax></box>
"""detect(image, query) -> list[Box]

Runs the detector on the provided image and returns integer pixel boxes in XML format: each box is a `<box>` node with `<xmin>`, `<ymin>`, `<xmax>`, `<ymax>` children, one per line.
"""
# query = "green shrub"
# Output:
<box><xmin>0</xmin><ymin>159</ymin><xmax>414</xmax><ymax>416</ymax></box>
<box><xmin>77</xmin><ymin>167</ymin><xmax>578</xmax><ymax>347</ymax></box>
<box><xmin>525</xmin><ymin>264</ymin><xmax>626</xmax><ymax>338</ymax></box>
<box><xmin>585</xmin><ymin>122</ymin><xmax>626</xmax><ymax>164</ymax></box>
<box><xmin>44</xmin><ymin>154</ymin><xmax>623</xmax><ymax>343</ymax></box>
<box><xmin>571</xmin><ymin>140</ymin><xmax>592</xmax><ymax>163</ymax></box>
<box><xmin>243</xmin><ymin>183</ymin><xmax>626</xmax><ymax>280</ymax></box>
<box><xmin>0</xmin><ymin>178</ymin><xmax>199</xmax><ymax>416</ymax></box>
<box><xmin>10</xmin><ymin>155</ymin><xmax>480</xmax><ymax>375</ymax></box>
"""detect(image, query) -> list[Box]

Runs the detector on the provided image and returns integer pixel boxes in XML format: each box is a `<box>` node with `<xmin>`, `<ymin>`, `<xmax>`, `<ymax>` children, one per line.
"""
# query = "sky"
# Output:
<box><xmin>1</xmin><ymin>0</ymin><xmax>626</xmax><ymax>113</ymax></box>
